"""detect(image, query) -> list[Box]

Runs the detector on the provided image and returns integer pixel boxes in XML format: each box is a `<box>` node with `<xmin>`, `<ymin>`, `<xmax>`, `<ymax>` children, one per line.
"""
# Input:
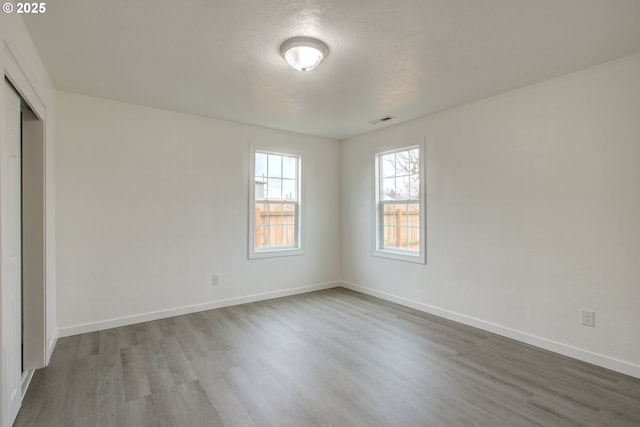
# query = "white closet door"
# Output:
<box><xmin>2</xmin><ymin>80</ymin><xmax>23</xmax><ymax>426</ymax></box>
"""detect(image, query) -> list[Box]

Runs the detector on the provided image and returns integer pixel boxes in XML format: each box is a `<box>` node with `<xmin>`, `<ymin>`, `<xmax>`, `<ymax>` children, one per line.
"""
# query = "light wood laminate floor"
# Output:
<box><xmin>15</xmin><ymin>288</ymin><xmax>640</xmax><ymax>426</ymax></box>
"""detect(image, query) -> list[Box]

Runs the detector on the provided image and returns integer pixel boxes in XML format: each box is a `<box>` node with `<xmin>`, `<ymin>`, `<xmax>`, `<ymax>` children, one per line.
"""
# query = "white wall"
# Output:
<box><xmin>55</xmin><ymin>92</ymin><xmax>341</xmax><ymax>334</ymax></box>
<box><xmin>341</xmin><ymin>53</ymin><xmax>640</xmax><ymax>377</ymax></box>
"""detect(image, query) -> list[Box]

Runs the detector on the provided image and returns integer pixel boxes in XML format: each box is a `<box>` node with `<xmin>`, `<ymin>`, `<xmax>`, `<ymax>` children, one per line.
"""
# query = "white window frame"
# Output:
<box><xmin>373</xmin><ymin>141</ymin><xmax>426</xmax><ymax>264</ymax></box>
<box><xmin>249</xmin><ymin>147</ymin><xmax>303</xmax><ymax>259</ymax></box>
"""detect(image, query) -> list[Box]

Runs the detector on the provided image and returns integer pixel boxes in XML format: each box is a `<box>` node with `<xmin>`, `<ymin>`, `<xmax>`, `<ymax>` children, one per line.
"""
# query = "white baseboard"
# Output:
<box><xmin>58</xmin><ymin>281</ymin><xmax>340</xmax><ymax>337</ymax></box>
<box><xmin>21</xmin><ymin>369</ymin><xmax>35</xmax><ymax>398</ymax></box>
<box><xmin>341</xmin><ymin>281</ymin><xmax>640</xmax><ymax>379</ymax></box>
<box><xmin>46</xmin><ymin>333</ymin><xmax>58</xmax><ymax>363</ymax></box>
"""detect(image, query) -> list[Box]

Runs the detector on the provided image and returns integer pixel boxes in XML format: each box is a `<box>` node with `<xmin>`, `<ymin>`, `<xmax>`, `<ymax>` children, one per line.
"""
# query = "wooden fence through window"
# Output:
<box><xmin>255</xmin><ymin>204</ymin><xmax>296</xmax><ymax>248</ymax></box>
<box><xmin>255</xmin><ymin>203</ymin><xmax>419</xmax><ymax>250</ymax></box>
<box><xmin>382</xmin><ymin>204</ymin><xmax>420</xmax><ymax>251</ymax></box>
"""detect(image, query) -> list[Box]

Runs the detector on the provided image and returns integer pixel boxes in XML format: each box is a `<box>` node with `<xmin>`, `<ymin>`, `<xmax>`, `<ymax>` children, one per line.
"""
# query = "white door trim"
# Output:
<box><xmin>1</xmin><ymin>78</ymin><xmax>23</xmax><ymax>427</ymax></box>
<box><xmin>1</xmin><ymin>39</ymin><xmax>49</xmax><ymax>427</ymax></box>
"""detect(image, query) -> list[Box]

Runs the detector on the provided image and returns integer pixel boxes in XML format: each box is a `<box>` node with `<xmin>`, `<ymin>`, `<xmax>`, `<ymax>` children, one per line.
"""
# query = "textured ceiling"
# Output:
<box><xmin>23</xmin><ymin>0</ymin><xmax>640</xmax><ymax>139</ymax></box>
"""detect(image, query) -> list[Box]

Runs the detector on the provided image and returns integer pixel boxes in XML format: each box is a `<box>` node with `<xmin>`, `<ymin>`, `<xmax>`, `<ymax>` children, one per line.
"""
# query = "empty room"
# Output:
<box><xmin>1</xmin><ymin>0</ymin><xmax>639</xmax><ymax>426</ymax></box>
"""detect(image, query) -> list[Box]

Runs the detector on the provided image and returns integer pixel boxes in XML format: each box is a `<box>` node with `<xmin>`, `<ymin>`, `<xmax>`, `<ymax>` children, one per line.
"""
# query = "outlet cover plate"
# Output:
<box><xmin>580</xmin><ymin>309</ymin><xmax>595</xmax><ymax>327</ymax></box>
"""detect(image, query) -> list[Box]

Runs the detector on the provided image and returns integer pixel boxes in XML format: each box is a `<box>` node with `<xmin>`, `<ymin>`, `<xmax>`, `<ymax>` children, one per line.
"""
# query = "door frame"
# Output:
<box><xmin>1</xmin><ymin>42</ymin><xmax>48</xmax><ymax>426</ymax></box>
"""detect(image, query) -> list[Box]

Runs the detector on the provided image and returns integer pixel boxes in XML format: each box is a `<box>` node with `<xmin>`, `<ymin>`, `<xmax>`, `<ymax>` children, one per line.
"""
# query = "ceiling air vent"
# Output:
<box><xmin>369</xmin><ymin>116</ymin><xmax>395</xmax><ymax>125</ymax></box>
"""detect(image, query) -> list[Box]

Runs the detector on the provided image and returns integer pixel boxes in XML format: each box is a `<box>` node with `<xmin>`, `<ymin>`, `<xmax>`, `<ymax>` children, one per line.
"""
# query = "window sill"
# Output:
<box><xmin>372</xmin><ymin>249</ymin><xmax>425</xmax><ymax>264</ymax></box>
<box><xmin>249</xmin><ymin>248</ymin><xmax>304</xmax><ymax>260</ymax></box>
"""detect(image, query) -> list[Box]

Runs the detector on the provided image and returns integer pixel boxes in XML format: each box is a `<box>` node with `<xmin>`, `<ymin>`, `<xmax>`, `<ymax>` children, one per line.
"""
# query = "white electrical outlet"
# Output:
<box><xmin>580</xmin><ymin>309</ymin><xmax>595</xmax><ymax>327</ymax></box>
<box><xmin>213</xmin><ymin>274</ymin><xmax>221</xmax><ymax>286</ymax></box>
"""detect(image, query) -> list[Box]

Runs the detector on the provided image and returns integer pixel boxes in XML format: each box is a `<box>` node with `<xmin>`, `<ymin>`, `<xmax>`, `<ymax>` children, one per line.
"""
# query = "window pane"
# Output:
<box><xmin>409</xmin><ymin>148</ymin><xmax>419</xmax><ymax>167</ymax></box>
<box><xmin>397</xmin><ymin>176</ymin><xmax>410</xmax><ymax>199</ymax></box>
<box><xmin>399</xmin><ymin>148</ymin><xmax>419</xmax><ymax>177</ymax></box>
<box><xmin>282</xmin><ymin>225</ymin><xmax>295</xmax><ymax>246</ymax></box>
<box><xmin>396</xmin><ymin>204</ymin><xmax>408</xmax><ymax>227</ymax></box>
<box><xmin>409</xmin><ymin>176</ymin><xmax>419</xmax><ymax>200</ymax></box>
<box><xmin>282</xmin><ymin>179</ymin><xmax>296</xmax><ymax>200</ymax></box>
<box><xmin>383</xmin><ymin>203</ymin><xmax>397</xmax><ymax>226</ymax></box>
<box><xmin>383</xmin><ymin>225</ymin><xmax>396</xmax><ymax>247</ymax></box>
<box><xmin>251</xmin><ymin>150</ymin><xmax>301</xmax><ymax>256</ymax></box>
<box><xmin>268</xmin><ymin>202</ymin><xmax>284</xmax><ymax>215</ymax></box>
<box><xmin>254</xmin><ymin>224</ymin><xmax>267</xmax><ymax>248</ymax></box>
<box><xmin>270</xmin><ymin>226</ymin><xmax>283</xmax><ymax>247</ymax></box>
<box><xmin>384</xmin><ymin>225</ymin><xmax>409</xmax><ymax>250</ymax></box>
<box><xmin>376</xmin><ymin>147</ymin><xmax>422</xmax><ymax>258</ymax></box>
<box><xmin>267</xmin><ymin>178</ymin><xmax>282</xmax><ymax>199</ymax></box>
<box><xmin>281</xmin><ymin>206</ymin><xmax>295</xmax><ymax>225</ymax></box>
<box><xmin>255</xmin><ymin>152</ymin><xmax>268</xmax><ymax>178</ymax></box>
<box><xmin>400</xmin><ymin>227</ymin><xmax>410</xmax><ymax>249</ymax></box>
<box><xmin>283</xmin><ymin>202</ymin><xmax>296</xmax><ymax>213</ymax></box>
<box><xmin>395</xmin><ymin>151</ymin><xmax>408</xmax><ymax>176</ymax></box>
<box><xmin>382</xmin><ymin>178</ymin><xmax>395</xmax><ymax>200</ymax></box>
<box><xmin>254</xmin><ymin>202</ymin><xmax>299</xmax><ymax>250</ymax></box>
<box><xmin>255</xmin><ymin>203</ymin><xmax>269</xmax><ymax>223</ymax></box>
<box><xmin>382</xmin><ymin>203</ymin><xmax>420</xmax><ymax>251</ymax></box>
<box><xmin>282</xmin><ymin>156</ymin><xmax>297</xmax><ymax>179</ymax></box>
<box><xmin>408</xmin><ymin>203</ymin><xmax>420</xmax><ymax>226</ymax></box>
<box><xmin>382</xmin><ymin>154</ymin><xmax>395</xmax><ymax>178</ymax></box>
<box><xmin>268</xmin><ymin>154</ymin><xmax>282</xmax><ymax>178</ymax></box>
<box><xmin>255</xmin><ymin>179</ymin><xmax>267</xmax><ymax>200</ymax></box>
<box><xmin>408</xmin><ymin>227</ymin><xmax>420</xmax><ymax>251</ymax></box>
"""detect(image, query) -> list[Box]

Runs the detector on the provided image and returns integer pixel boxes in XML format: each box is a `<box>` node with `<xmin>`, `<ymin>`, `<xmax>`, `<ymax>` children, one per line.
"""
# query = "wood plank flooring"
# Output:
<box><xmin>14</xmin><ymin>288</ymin><xmax>640</xmax><ymax>426</ymax></box>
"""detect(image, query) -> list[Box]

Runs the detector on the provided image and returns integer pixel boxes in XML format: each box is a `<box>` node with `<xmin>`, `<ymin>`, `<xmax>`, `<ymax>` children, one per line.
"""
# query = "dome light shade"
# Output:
<box><xmin>280</xmin><ymin>37</ymin><xmax>329</xmax><ymax>72</ymax></box>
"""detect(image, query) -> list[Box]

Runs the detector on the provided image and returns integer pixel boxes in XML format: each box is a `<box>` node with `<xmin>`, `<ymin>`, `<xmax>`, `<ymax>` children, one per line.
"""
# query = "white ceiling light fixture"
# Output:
<box><xmin>280</xmin><ymin>37</ymin><xmax>329</xmax><ymax>72</ymax></box>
